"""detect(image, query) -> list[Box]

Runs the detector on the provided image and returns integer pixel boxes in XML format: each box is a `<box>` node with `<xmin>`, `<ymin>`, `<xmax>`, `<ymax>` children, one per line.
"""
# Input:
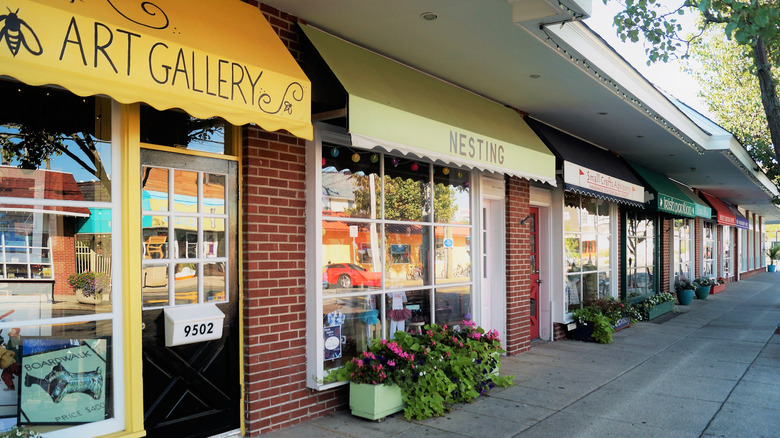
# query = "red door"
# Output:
<box><xmin>528</xmin><ymin>208</ymin><xmax>540</xmax><ymax>340</ymax></box>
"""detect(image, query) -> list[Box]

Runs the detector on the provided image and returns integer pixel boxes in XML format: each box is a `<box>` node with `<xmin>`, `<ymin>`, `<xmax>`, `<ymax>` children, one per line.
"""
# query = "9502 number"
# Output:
<box><xmin>183</xmin><ymin>322</ymin><xmax>214</xmax><ymax>337</ymax></box>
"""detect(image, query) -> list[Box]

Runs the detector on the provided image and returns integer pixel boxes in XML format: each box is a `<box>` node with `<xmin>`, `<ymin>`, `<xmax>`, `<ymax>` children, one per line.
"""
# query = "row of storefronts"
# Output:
<box><xmin>0</xmin><ymin>1</ymin><xmax>776</xmax><ymax>437</ymax></box>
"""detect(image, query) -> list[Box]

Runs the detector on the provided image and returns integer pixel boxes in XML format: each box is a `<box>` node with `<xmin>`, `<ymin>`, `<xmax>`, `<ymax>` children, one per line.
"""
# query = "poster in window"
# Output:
<box><xmin>323</xmin><ymin>325</ymin><xmax>341</xmax><ymax>361</ymax></box>
<box><xmin>18</xmin><ymin>338</ymin><xmax>109</xmax><ymax>425</ymax></box>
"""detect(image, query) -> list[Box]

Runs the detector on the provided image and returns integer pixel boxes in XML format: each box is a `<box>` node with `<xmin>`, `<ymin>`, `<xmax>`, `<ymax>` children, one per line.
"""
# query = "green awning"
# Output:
<box><xmin>671</xmin><ymin>182</ymin><xmax>711</xmax><ymax>219</ymax></box>
<box><xmin>627</xmin><ymin>161</ymin><xmax>696</xmax><ymax>218</ymax></box>
<box><xmin>301</xmin><ymin>25</ymin><xmax>556</xmax><ymax>184</ymax></box>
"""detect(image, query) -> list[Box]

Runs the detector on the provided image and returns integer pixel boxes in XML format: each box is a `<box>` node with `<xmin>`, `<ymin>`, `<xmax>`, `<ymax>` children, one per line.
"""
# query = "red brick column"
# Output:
<box><xmin>660</xmin><ymin>218</ymin><xmax>671</xmax><ymax>292</ymax></box>
<box><xmin>241</xmin><ymin>4</ymin><xmax>347</xmax><ymax>435</ymax></box>
<box><xmin>694</xmin><ymin>219</ymin><xmax>701</xmax><ymax>277</ymax></box>
<box><xmin>505</xmin><ymin>176</ymin><xmax>531</xmax><ymax>355</ymax></box>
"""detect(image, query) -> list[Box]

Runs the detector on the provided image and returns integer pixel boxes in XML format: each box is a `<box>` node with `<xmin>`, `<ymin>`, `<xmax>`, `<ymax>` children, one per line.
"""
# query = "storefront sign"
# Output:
<box><xmin>19</xmin><ymin>338</ymin><xmax>108</xmax><ymax>425</ymax></box>
<box><xmin>0</xmin><ymin>0</ymin><xmax>311</xmax><ymax>139</ymax></box>
<box><xmin>563</xmin><ymin>162</ymin><xmax>644</xmax><ymax>204</ymax></box>
<box><xmin>658</xmin><ymin>194</ymin><xmax>695</xmax><ymax>217</ymax></box>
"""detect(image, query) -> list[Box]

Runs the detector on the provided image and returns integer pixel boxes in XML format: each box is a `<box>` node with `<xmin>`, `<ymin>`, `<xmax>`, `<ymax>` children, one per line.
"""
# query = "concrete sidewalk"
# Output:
<box><xmin>262</xmin><ymin>273</ymin><xmax>780</xmax><ymax>437</ymax></box>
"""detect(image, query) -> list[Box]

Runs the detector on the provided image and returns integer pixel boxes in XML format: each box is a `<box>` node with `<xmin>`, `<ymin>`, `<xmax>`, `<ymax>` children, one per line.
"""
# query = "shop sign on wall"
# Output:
<box><xmin>19</xmin><ymin>338</ymin><xmax>108</xmax><ymax>425</ymax></box>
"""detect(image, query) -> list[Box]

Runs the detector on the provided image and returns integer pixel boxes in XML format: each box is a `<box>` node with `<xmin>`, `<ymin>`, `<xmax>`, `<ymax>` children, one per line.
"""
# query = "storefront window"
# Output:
<box><xmin>320</xmin><ymin>145</ymin><xmax>471</xmax><ymax>376</ymax></box>
<box><xmin>723</xmin><ymin>226</ymin><xmax>732</xmax><ymax>277</ymax></box>
<box><xmin>703</xmin><ymin>222</ymin><xmax>715</xmax><ymax>278</ymax></box>
<box><xmin>0</xmin><ymin>81</ymin><xmax>118</xmax><ymax>433</ymax></box>
<box><xmin>564</xmin><ymin>193</ymin><xmax>612</xmax><ymax>312</ymax></box>
<box><xmin>673</xmin><ymin>218</ymin><xmax>693</xmax><ymax>283</ymax></box>
<box><xmin>626</xmin><ymin>211</ymin><xmax>655</xmax><ymax>298</ymax></box>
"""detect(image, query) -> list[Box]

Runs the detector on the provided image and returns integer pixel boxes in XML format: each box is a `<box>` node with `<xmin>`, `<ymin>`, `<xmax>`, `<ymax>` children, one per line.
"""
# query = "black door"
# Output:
<box><xmin>140</xmin><ymin>149</ymin><xmax>240</xmax><ymax>437</ymax></box>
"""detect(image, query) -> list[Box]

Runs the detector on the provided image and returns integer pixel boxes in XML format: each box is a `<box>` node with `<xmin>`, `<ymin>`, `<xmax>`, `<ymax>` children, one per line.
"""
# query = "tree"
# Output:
<box><xmin>681</xmin><ymin>24</ymin><xmax>779</xmax><ymax>183</ymax></box>
<box><xmin>606</xmin><ymin>0</ymin><xmax>780</xmax><ymax>166</ymax></box>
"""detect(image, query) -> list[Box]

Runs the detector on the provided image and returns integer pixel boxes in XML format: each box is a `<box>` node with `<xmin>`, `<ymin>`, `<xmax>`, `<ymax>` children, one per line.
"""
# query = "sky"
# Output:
<box><xmin>583</xmin><ymin>0</ymin><xmax>713</xmax><ymax>118</ymax></box>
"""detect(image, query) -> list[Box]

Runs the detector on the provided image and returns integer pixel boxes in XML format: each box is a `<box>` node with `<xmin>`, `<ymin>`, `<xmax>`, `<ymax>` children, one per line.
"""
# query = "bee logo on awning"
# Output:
<box><xmin>0</xmin><ymin>8</ymin><xmax>42</xmax><ymax>57</ymax></box>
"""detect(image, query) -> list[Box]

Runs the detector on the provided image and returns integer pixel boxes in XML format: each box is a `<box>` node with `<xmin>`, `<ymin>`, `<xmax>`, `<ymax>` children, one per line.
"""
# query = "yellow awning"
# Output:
<box><xmin>1</xmin><ymin>0</ymin><xmax>312</xmax><ymax>139</ymax></box>
<box><xmin>301</xmin><ymin>25</ymin><xmax>555</xmax><ymax>184</ymax></box>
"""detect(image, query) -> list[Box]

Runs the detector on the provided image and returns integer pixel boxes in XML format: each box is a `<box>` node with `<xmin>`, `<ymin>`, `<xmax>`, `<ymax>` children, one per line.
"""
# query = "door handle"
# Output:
<box><xmin>536</xmin><ymin>279</ymin><xmax>543</xmax><ymax>284</ymax></box>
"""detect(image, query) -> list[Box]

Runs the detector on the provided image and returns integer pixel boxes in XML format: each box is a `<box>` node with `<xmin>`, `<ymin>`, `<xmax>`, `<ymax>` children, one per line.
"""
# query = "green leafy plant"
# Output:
<box><xmin>571</xmin><ymin>306</ymin><xmax>614</xmax><ymax>344</ymax></box>
<box><xmin>675</xmin><ymin>278</ymin><xmax>695</xmax><ymax>292</ymax></box>
<box><xmin>766</xmin><ymin>245</ymin><xmax>780</xmax><ymax>265</ymax></box>
<box><xmin>0</xmin><ymin>426</ymin><xmax>41</xmax><ymax>438</ymax></box>
<box><xmin>325</xmin><ymin>320</ymin><xmax>514</xmax><ymax>420</ymax></box>
<box><xmin>693</xmin><ymin>277</ymin><xmax>713</xmax><ymax>287</ymax></box>
<box><xmin>66</xmin><ymin>271</ymin><xmax>109</xmax><ymax>298</ymax></box>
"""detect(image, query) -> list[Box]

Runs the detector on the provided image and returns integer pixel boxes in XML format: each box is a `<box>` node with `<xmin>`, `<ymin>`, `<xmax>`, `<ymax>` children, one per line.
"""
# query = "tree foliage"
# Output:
<box><xmin>605</xmin><ymin>0</ymin><xmax>780</xmax><ymax>173</ymax></box>
<box><xmin>681</xmin><ymin>24</ymin><xmax>779</xmax><ymax>184</ymax></box>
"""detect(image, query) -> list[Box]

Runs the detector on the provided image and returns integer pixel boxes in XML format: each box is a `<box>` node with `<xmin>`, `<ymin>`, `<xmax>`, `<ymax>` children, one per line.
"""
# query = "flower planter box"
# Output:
<box><xmin>349</xmin><ymin>382</ymin><xmax>404</xmax><ymax>420</ymax></box>
<box><xmin>611</xmin><ymin>316</ymin><xmax>631</xmax><ymax>332</ymax></box>
<box><xmin>647</xmin><ymin>300</ymin><xmax>673</xmax><ymax>320</ymax></box>
<box><xmin>568</xmin><ymin>322</ymin><xmax>594</xmax><ymax>342</ymax></box>
<box><xmin>711</xmin><ymin>284</ymin><xmax>725</xmax><ymax>294</ymax></box>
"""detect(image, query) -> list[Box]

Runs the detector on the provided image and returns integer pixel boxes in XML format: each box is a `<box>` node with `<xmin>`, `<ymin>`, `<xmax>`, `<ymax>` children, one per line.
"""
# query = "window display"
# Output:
<box><xmin>564</xmin><ymin>193</ymin><xmax>612</xmax><ymax>312</ymax></box>
<box><xmin>0</xmin><ymin>81</ymin><xmax>118</xmax><ymax>434</ymax></box>
<box><xmin>319</xmin><ymin>145</ymin><xmax>472</xmax><ymax>377</ymax></box>
<box><xmin>625</xmin><ymin>212</ymin><xmax>655</xmax><ymax>298</ymax></box>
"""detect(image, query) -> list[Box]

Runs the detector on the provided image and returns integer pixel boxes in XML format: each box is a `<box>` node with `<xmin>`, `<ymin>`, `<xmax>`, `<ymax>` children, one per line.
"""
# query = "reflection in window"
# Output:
<box><xmin>320</xmin><ymin>145</ymin><xmax>473</xmax><ymax>374</ymax></box>
<box><xmin>626</xmin><ymin>212</ymin><xmax>655</xmax><ymax>299</ymax></box>
<box><xmin>673</xmin><ymin>218</ymin><xmax>692</xmax><ymax>283</ymax></box>
<box><xmin>564</xmin><ymin>193</ymin><xmax>612</xmax><ymax>312</ymax></box>
<box><xmin>142</xmin><ymin>165</ymin><xmax>229</xmax><ymax>307</ymax></box>
<box><xmin>703</xmin><ymin>222</ymin><xmax>715</xmax><ymax>278</ymax></box>
<box><xmin>0</xmin><ymin>80</ymin><xmax>116</xmax><ymax>433</ymax></box>
<box><xmin>140</xmin><ymin>105</ymin><xmax>227</xmax><ymax>154</ymax></box>
<box><xmin>722</xmin><ymin>226</ymin><xmax>731</xmax><ymax>278</ymax></box>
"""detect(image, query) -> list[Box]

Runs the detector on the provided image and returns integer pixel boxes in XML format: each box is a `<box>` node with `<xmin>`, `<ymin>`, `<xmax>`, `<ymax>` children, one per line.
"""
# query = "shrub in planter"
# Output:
<box><xmin>66</xmin><ymin>271</ymin><xmax>109</xmax><ymax>299</ymax></box>
<box><xmin>571</xmin><ymin>306</ymin><xmax>614</xmax><ymax>343</ymax></box>
<box><xmin>325</xmin><ymin>320</ymin><xmax>514</xmax><ymax>420</ymax></box>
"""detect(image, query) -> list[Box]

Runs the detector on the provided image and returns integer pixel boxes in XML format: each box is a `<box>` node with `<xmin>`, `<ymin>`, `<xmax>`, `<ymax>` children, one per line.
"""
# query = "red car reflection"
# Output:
<box><xmin>324</xmin><ymin>263</ymin><xmax>381</xmax><ymax>288</ymax></box>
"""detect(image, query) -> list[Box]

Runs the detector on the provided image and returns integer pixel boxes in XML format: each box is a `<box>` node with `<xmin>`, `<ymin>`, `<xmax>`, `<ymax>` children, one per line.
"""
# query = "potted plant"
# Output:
<box><xmin>325</xmin><ymin>320</ymin><xmax>513</xmax><ymax>421</ymax></box>
<box><xmin>675</xmin><ymin>278</ymin><xmax>696</xmax><ymax>305</ymax></box>
<box><xmin>693</xmin><ymin>277</ymin><xmax>712</xmax><ymax>299</ymax></box>
<box><xmin>712</xmin><ymin>277</ymin><xmax>727</xmax><ymax>294</ymax></box>
<box><xmin>592</xmin><ymin>297</ymin><xmax>631</xmax><ymax>331</ymax></box>
<box><xmin>570</xmin><ymin>306</ymin><xmax>615</xmax><ymax>343</ymax></box>
<box><xmin>767</xmin><ymin>245</ymin><xmax>780</xmax><ymax>272</ymax></box>
<box><xmin>66</xmin><ymin>271</ymin><xmax>109</xmax><ymax>304</ymax></box>
<box><xmin>636</xmin><ymin>292</ymin><xmax>675</xmax><ymax>320</ymax></box>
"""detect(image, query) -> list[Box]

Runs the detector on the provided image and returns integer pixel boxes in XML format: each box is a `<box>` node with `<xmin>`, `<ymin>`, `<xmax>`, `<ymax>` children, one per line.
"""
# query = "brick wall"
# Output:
<box><xmin>694</xmin><ymin>219</ymin><xmax>701</xmax><ymax>277</ymax></box>
<box><xmin>505</xmin><ymin>176</ymin><xmax>531</xmax><ymax>355</ymax></box>
<box><xmin>661</xmin><ymin>218</ymin><xmax>671</xmax><ymax>292</ymax></box>
<box><xmin>242</xmin><ymin>4</ymin><xmax>347</xmax><ymax>435</ymax></box>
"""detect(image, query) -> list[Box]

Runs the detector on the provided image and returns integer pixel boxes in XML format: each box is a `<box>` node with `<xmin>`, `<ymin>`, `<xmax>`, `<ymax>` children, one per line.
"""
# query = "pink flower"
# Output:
<box><xmin>388</xmin><ymin>360</ymin><xmax>396</xmax><ymax>366</ymax></box>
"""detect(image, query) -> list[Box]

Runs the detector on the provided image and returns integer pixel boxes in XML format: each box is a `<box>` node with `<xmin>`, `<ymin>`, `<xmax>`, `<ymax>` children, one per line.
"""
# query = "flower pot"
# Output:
<box><xmin>769</xmin><ymin>265</ymin><xmax>776</xmax><ymax>272</ymax></box>
<box><xmin>349</xmin><ymin>382</ymin><xmax>404</xmax><ymax>420</ymax></box>
<box><xmin>647</xmin><ymin>301</ymin><xmax>673</xmax><ymax>320</ymax></box>
<box><xmin>677</xmin><ymin>289</ymin><xmax>694</xmax><ymax>305</ymax></box>
<box><xmin>75</xmin><ymin>288</ymin><xmax>103</xmax><ymax>305</ymax></box>
<box><xmin>611</xmin><ymin>316</ymin><xmax>631</xmax><ymax>331</ymax></box>
<box><xmin>695</xmin><ymin>286</ymin><xmax>710</xmax><ymax>300</ymax></box>
<box><xmin>568</xmin><ymin>322</ymin><xmax>594</xmax><ymax>342</ymax></box>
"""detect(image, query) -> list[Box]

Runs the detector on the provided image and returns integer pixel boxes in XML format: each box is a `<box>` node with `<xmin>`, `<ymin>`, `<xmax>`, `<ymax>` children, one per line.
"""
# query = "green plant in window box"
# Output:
<box><xmin>636</xmin><ymin>292</ymin><xmax>675</xmax><ymax>320</ymax></box>
<box><xmin>66</xmin><ymin>271</ymin><xmax>109</xmax><ymax>299</ymax></box>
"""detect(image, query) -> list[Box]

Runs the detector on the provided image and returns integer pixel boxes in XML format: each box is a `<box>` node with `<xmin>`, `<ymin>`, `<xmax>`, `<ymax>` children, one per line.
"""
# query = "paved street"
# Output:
<box><xmin>263</xmin><ymin>273</ymin><xmax>780</xmax><ymax>437</ymax></box>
